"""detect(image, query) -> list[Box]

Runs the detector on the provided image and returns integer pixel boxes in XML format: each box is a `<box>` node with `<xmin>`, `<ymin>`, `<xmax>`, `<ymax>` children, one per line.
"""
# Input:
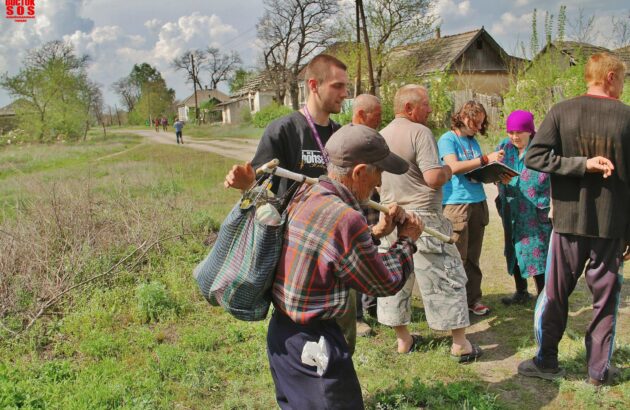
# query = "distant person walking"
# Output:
<box><xmin>154</xmin><ymin>117</ymin><xmax>160</xmax><ymax>132</ymax></box>
<box><xmin>174</xmin><ymin>118</ymin><xmax>184</xmax><ymax>144</ymax></box>
<box><xmin>161</xmin><ymin>116</ymin><xmax>168</xmax><ymax>132</ymax></box>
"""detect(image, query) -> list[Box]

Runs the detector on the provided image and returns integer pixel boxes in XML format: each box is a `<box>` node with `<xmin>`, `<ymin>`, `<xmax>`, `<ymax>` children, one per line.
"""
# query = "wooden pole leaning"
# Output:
<box><xmin>255</xmin><ymin>159</ymin><xmax>455</xmax><ymax>244</ymax></box>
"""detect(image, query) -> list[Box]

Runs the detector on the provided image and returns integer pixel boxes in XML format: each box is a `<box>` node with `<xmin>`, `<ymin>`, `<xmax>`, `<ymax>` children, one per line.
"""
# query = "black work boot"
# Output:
<box><xmin>501</xmin><ymin>291</ymin><xmax>532</xmax><ymax>305</ymax></box>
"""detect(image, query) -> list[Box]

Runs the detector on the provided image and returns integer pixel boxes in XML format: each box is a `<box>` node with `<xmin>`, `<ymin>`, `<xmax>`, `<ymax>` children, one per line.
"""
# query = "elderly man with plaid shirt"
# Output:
<box><xmin>267</xmin><ymin>123</ymin><xmax>424</xmax><ymax>409</ymax></box>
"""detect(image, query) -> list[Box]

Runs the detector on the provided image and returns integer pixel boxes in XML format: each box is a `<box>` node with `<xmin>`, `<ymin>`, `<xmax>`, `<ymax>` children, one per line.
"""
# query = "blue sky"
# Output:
<box><xmin>0</xmin><ymin>0</ymin><xmax>628</xmax><ymax>108</ymax></box>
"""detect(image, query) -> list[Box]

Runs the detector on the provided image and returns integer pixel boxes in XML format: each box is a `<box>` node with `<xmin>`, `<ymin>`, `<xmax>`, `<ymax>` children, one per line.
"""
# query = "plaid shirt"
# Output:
<box><xmin>272</xmin><ymin>176</ymin><xmax>416</xmax><ymax>324</ymax></box>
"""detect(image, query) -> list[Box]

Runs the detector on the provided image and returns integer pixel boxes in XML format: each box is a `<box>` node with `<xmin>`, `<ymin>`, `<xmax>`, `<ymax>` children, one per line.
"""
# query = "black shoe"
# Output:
<box><xmin>364</xmin><ymin>306</ymin><xmax>377</xmax><ymax>318</ymax></box>
<box><xmin>501</xmin><ymin>291</ymin><xmax>532</xmax><ymax>306</ymax></box>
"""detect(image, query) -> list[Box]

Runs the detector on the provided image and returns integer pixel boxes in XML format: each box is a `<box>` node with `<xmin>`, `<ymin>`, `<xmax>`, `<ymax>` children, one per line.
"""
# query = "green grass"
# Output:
<box><xmin>176</xmin><ymin>122</ymin><xmax>262</xmax><ymax>141</ymax></box>
<box><xmin>0</xmin><ymin>135</ymin><xmax>628</xmax><ymax>409</ymax></box>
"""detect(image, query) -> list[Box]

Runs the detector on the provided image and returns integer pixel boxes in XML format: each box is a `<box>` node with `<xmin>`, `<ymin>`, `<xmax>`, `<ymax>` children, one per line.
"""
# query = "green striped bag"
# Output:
<box><xmin>193</xmin><ymin>188</ymin><xmax>287</xmax><ymax>321</ymax></box>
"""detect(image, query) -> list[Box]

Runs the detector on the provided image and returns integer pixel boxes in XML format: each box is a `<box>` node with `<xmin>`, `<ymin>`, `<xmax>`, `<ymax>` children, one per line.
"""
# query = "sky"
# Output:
<box><xmin>0</xmin><ymin>0</ymin><xmax>628</xmax><ymax>108</ymax></box>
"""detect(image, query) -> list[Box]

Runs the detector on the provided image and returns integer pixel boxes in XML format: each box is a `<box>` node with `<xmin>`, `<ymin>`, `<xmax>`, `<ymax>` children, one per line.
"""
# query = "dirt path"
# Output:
<box><xmin>118</xmin><ymin>128</ymin><xmax>258</xmax><ymax>163</ymax></box>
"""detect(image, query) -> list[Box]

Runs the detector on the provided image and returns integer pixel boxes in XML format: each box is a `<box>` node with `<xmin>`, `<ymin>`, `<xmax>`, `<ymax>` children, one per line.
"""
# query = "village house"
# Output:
<box><xmin>388</xmin><ymin>27</ymin><xmax>526</xmax><ymax>96</ymax></box>
<box><xmin>533</xmin><ymin>41</ymin><xmax>630</xmax><ymax>77</ymax></box>
<box><xmin>217</xmin><ymin>69</ymin><xmax>300</xmax><ymax>125</ymax></box>
<box><xmin>0</xmin><ymin>102</ymin><xmax>18</xmax><ymax>134</ymax></box>
<box><xmin>177</xmin><ymin>88</ymin><xmax>229</xmax><ymax>123</ymax></box>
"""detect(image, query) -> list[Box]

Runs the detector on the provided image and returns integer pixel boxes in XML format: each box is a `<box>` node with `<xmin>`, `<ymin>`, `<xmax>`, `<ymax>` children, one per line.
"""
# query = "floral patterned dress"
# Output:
<box><xmin>495</xmin><ymin>138</ymin><xmax>552</xmax><ymax>279</ymax></box>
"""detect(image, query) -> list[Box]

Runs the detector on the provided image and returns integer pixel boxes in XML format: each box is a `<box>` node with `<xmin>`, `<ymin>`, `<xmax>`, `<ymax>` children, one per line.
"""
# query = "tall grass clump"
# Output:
<box><xmin>0</xmin><ymin>171</ymin><xmax>215</xmax><ymax>338</ymax></box>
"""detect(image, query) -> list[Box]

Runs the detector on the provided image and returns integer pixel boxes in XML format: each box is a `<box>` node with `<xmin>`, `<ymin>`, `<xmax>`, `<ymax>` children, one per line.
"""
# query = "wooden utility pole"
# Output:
<box><xmin>355</xmin><ymin>0</ymin><xmax>362</xmax><ymax>97</ymax></box>
<box><xmin>108</xmin><ymin>106</ymin><xmax>113</xmax><ymax>126</ymax></box>
<box><xmin>357</xmin><ymin>0</ymin><xmax>375</xmax><ymax>95</ymax></box>
<box><xmin>191</xmin><ymin>52</ymin><xmax>199</xmax><ymax>124</ymax></box>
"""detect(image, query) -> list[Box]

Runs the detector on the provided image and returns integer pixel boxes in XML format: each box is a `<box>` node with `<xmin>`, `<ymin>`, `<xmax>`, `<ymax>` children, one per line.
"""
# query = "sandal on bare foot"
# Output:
<box><xmin>401</xmin><ymin>335</ymin><xmax>423</xmax><ymax>354</ymax></box>
<box><xmin>451</xmin><ymin>343</ymin><xmax>483</xmax><ymax>363</ymax></box>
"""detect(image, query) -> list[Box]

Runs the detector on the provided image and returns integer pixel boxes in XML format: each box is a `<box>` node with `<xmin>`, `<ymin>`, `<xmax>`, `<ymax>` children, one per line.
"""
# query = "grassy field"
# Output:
<box><xmin>0</xmin><ymin>134</ymin><xmax>628</xmax><ymax>409</ymax></box>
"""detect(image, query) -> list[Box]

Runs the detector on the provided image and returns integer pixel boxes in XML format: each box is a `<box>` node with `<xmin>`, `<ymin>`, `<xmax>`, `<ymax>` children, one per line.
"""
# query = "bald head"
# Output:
<box><xmin>352</xmin><ymin>94</ymin><xmax>382</xmax><ymax>130</ymax></box>
<box><xmin>394</xmin><ymin>85</ymin><xmax>431</xmax><ymax>125</ymax></box>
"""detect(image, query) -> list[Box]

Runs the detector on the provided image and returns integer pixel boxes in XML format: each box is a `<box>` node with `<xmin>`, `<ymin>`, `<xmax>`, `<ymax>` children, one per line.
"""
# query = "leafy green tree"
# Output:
<box><xmin>124</xmin><ymin>64</ymin><xmax>175</xmax><ymax>125</ymax></box>
<box><xmin>503</xmin><ymin>49</ymin><xmax>587</xmax><ymax>127</ymax></box>
<box><xmin>229</xmin><ymin>68</ymin><xmax>254</xmax><ymax>94</ymax></box>
<box><xmin>1</xmin><ymin>40</ymin><xmax>97</xmax><ymax>141</ymax></box>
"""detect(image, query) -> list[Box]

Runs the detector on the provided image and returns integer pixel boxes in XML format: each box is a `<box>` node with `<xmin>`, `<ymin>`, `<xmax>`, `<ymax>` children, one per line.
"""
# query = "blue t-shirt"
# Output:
<box><xmin>174</xmin><ymin>121</ymin><xmax>184</xmax><ymax>132</ymax></box>
<box><xmin>437</xmin><ymin>130</ymin><xmax>486</xmax><ymax>204</ymax></box>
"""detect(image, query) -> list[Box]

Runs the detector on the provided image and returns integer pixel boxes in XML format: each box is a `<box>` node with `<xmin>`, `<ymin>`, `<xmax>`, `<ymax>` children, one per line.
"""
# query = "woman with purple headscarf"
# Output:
<box><xmin>495</xmin><ymin>110</ymin><xmax>551</xmax><ymax>305</ymax></box>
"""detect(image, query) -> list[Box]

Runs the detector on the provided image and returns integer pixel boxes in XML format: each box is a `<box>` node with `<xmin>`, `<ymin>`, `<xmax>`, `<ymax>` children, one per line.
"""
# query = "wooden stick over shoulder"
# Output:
<box><xmin>258</xmin><ymin>158</ymin><xmax>455</xmax><ymax>244</ymax></box>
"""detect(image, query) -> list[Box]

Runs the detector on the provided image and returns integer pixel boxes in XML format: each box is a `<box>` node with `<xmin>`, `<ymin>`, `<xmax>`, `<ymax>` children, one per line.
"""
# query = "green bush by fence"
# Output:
<box><xmin>252</xmin><ymin>103</ymin><xmax>293</xmax><ymax>128</ymax></box>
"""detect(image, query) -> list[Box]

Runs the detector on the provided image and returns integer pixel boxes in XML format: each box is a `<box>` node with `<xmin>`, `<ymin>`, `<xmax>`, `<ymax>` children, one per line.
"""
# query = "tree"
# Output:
<box><xmin>172</xmin><ymin>49</ymin><xmax>207</xmax><ymax>91</ymax></box>
<box><xmin>611</xmin><ymin>11</ymin><xmax>630</xmax><ymax>48</ymax></box>
<box><xmin>257</xmin><ymin>0</ymin><xmax>339</xmax><ymax>109</ymax></box>
<box><xmin>111</xmin><ymin>77</ymin><xmax>138</xmax><ymax>112</ymax></box>
<box><xmin>206</xmin><ymin>47</ymin><xmax>242</xmax><ymax>89</ymax></box>
<box><xmin>1</xmin><ymin>40</ymin><xmax>97</xmax><ymax>141</ymax></box>
<box><xmin>336</xmin><ymin>0</ymin><xmax>436</xmax><ymax>92</ymax></box>
<box><xmin>567</xmin><ymin>8</ymin><xmax>596</xmax><ymax>44</ymax></box>
<box><xmin>229</xmin><ymin>68</ymin><xmax>255</xmax><ymax>94</ymax></box>
<box><xmin>123</xmin><ymin>64</ymin><xmax>175</xmax><ymax>125</ymax></box>
<box><xmin>530</xmin><ymin>8</ymin><xmax>539</xmax><ymax>57</ymax></box>
<box><xmin>80</xmin><ymin>79</ymin><xmax>105</xmax><ymax>139</ymax></box>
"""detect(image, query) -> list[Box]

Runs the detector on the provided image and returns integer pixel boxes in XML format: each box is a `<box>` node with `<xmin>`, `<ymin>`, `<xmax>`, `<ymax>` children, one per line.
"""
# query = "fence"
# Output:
<box><xmin>449</xmin><ymin>90</ymin><xmax>503</xmax><ymax>130</ymax></box>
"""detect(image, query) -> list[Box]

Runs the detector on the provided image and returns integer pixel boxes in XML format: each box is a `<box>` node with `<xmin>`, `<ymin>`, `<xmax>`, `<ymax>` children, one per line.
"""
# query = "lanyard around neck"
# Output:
<box><xmin>303</xmin><ymin>105</ymin><xmax>330</xmax><ymax>165</ymax></box>
<box><xmin>453</xmin><ymin>132</ymin><xmax>476</xmax><ymax>160</ymax></box>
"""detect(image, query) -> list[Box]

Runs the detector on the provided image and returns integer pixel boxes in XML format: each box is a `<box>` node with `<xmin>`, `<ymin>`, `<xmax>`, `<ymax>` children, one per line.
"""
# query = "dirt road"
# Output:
<box><xmin>122</xmin><ymin>129</ymin><xmax>259</xmax><ymax>163</ymax></box>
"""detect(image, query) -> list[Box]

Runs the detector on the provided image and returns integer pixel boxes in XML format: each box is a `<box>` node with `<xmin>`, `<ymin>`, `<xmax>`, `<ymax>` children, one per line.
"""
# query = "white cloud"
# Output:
<box><xmin>516</xmin><ymin>0</ymin><xmax>529</xmax><ymax>6</ymax></box>
<box><xmin>435</xmin><ymin>0</ymin><xmax>472</xmax><ymax>17</ymax></box>
<box><xmin>153</xmin><ymin>13</ymin><xmax>237</xmax><ymax>59</ymax></box>
<box><xmin>491</xmin><ymin>12</ymin><xmax>533</xmax><ymax>36</ymax></box>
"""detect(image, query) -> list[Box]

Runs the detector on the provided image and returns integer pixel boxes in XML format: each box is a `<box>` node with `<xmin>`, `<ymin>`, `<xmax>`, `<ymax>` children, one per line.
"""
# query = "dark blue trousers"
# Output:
<box><xmin>267</xmin><ymin>310</ymin><xmax>364</xmax><ymax>410</ymax></box>
<box><xmin>534</xmin><ymin>231</ymin><xmax>623</xmax><ymax>381</ymax></box>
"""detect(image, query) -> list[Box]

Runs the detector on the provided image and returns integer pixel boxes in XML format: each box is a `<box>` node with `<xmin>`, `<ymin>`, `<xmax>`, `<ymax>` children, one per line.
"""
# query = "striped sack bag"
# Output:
<box><xmin>193</xmin><ymin>183</ymin><xmax>293</xmax><ymax>321</ymax></box>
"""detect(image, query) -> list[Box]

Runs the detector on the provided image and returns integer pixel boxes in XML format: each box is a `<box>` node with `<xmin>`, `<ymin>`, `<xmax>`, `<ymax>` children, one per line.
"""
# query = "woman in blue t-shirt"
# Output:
<box><xmin>437</xmin><ymin>101</ymin><xmax>506</xmax><ymax>317</ymax></box>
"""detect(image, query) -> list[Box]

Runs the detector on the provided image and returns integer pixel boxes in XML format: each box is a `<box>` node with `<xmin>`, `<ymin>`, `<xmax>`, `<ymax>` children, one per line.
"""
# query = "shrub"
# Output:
<box><xmin>503</xmin><ymin>48</ymin><xmax>587</xmax><ymax>128</ymax></box>
<box><xmin>0</xmin><ymin>128</ymin><xmax>29</xmax><ymax>146</ymax></box>
<box><xmin>135</xmin><ymin>281</ymin><xmax>179</xmax><ymax>323</ymax></box>
<box><xmin>252</xmin><ymin>103</ymin><xmax>293</xmax><ymax>128</ymax></box>
<box><xmin>240</xmin><ymin>106</ymin><xmax>252</xmax><ymax>124</ymax></box>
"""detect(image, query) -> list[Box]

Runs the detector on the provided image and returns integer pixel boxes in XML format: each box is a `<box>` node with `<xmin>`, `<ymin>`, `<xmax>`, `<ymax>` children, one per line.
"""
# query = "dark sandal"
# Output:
<box><xmin>451</xmin><ymin>343</ymin><xmax>483</xmax><ymax>363</ymax></box>
<box><xmin>403</xmin><ymin>335</ymin><xmax>423</xmax><ymax>354</ymax></box>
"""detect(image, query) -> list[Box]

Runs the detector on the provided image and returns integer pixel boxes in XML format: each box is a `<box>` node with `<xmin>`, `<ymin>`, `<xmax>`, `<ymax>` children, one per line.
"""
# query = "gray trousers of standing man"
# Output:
<box><xmin>534</xmin><ymin>231</ymin><xmax>624</xmax><ymax>381</ymax></box>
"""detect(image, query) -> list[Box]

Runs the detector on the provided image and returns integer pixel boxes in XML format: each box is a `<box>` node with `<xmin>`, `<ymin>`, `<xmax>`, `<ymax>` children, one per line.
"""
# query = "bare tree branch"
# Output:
<box><xmin>172</xmin><ymin>49</ymin><xmax>207</xmax><ymax>90</ymax></box>
<box><xmin>257</xmin><ymin>0</ymin><xmax>338</xmax><ymax>109</ymax></box>
<box><xmin>206</xmin><ymin>48</ymin><xmax>242</xmax><ymax>89</ymax></box>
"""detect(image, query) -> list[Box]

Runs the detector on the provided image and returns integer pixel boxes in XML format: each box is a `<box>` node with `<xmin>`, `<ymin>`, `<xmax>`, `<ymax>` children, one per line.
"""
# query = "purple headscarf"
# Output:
<box><xmin>506</xmin><ymin>110</ymin><xmax>535</xmax><ymax>134</ymax></box>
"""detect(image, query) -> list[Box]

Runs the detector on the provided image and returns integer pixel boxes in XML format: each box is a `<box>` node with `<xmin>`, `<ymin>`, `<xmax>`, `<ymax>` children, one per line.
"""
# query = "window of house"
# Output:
<box><xmin>476</xmin><ymin>40</ymin><xmax>483</xmax><ymax>50</ymax></box>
